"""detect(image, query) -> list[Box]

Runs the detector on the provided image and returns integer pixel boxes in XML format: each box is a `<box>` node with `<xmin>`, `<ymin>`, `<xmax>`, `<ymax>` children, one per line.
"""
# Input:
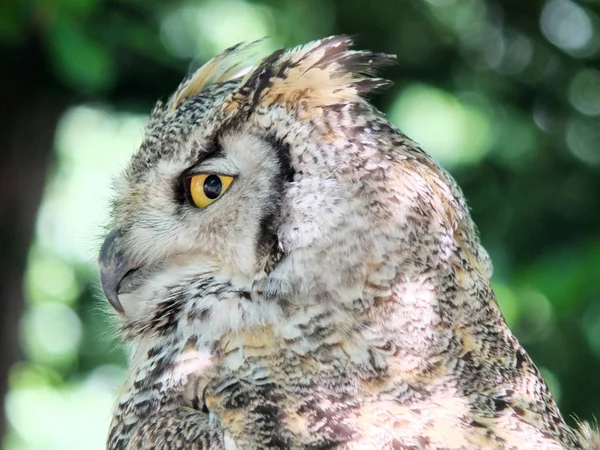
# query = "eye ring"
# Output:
<box><xmin>184</xmin><ymin>173</ymin><xmax>234</xmax><ymax>208</ymax></box>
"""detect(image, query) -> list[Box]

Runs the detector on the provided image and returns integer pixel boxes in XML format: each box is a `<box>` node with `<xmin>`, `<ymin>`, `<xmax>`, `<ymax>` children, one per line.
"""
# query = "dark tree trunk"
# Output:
<box><xmin>0</xmin><ymin>39</ymin><xmax>69</xmax><ymax>443</ymax></box>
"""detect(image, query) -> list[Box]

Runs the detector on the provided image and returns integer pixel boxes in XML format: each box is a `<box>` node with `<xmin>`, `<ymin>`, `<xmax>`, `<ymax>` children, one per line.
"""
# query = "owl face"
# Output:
<box><xmin>98</xmin><ymin>37</ymin><xmax>401</xmax><ymax>320</ymax></box>
<box><xmin>99</xmin><ymin>95</ymin><xmax>291</xmax><ymax>315</ymax></box>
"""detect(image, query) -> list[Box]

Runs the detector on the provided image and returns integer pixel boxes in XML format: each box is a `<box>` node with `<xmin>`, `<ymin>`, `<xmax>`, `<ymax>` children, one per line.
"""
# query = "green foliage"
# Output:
<box><xmin>2</xmin><ymin>0</ymin><xmax>600</xmax><ymax>448</ymax></box>
<box><xmin>0</xmin><ymin>3</ymin><xmax>26</xmax><ymax>42</ymax></box>
<box><xmin>45</xmin><ymin>15</ymin><xmax>116</xmax><ymax>93</ymax></box>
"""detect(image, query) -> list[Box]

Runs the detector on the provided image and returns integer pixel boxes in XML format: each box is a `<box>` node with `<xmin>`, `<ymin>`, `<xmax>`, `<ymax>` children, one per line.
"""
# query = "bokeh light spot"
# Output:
<box><xmin>517</xmin><ymin>288</ymin><xmax>554</xmax><ymax>343</ymax></box>
<box><xmin>497</xmin><ymin>30</ymin><xmax>534</xmax><ymax>75</ymax></box>
<box><xmin>493</xmin><ymin>283</ymin><xmax>520</xmax><ymax>327</ymax></box>
<box><xmin>39</xmin><ymin>106</ymin><xmax>146</xmax><ymax>263</ymax></box>
<box><xmin>389</xmin><ymin>84</ymin><xmax>492</xmax><ymax>168</ymax></box>
<box><xmin>569</xmin><ymin>69</ymin><xmax>600</xmax><ymax>116</ymax></box>
<box><xmin>25</xmin><ymin>248</ymin><xmax>79</xmax><ymax>306</ymax></box>
<box><xmin>160</xmin><ymin>0</ymin><xmax>277</xmax><ymax>60</ymax></box>
<box><xmin>540</xmin><ymin>0</ymin><xmax>594</xmax><ymax>53</ymax></box>
<box><xmin>5</xmin><ymin>379</ymin><xmax>117</xmax><ymax>450</ymax></box>
<box><xmin>21</xmin><ymin>303</ymin><xmax>82</xmax><ymax>365</ymax></box>
<box><xmin>566</xmin><ymin>115</ymin><xmax>600</xmax><ymax>166</ymax></box>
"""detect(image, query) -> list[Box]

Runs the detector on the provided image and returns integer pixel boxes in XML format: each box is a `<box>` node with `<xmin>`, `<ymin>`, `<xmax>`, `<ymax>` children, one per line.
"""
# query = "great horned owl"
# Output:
<box><xmin>98</xmin><ymin>37</ymin><xmax>599</xmax><ymax>449</ymax></box>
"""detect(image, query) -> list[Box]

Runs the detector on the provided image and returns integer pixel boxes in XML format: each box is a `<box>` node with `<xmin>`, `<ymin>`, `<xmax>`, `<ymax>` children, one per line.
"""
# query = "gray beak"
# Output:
<box><xmin>98</xmin><ymin>230</ymin><xmax>137</xmax><ymax>315</ymax></box>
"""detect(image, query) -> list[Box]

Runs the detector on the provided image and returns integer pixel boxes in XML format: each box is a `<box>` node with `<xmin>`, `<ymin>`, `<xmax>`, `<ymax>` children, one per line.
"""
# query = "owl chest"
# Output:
<box><xmin>169</xmin><ymin>298</ymin><xmax>418</xmax><ymax>446</ymax></box>
<box><xmin>194</xmin><ymin>326</ymin><xmax>379</xmax><ymax>448</ymax></box>
<box><xmin>189</xmin><ymin>330</ymin><xmax>488</xmax><ymax>449</ymax></box>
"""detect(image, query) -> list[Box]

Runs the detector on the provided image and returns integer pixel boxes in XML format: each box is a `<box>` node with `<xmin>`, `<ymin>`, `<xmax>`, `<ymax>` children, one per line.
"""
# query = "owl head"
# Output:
<box><xmin>99</xmin><ymin>36</ymin><xmax>489</xmax><ymax>331</ymax></box>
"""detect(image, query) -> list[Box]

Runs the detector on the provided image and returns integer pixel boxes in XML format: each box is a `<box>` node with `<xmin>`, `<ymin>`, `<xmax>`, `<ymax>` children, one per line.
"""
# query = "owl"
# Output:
<box><xmin>98</xmin><ymin>37</ymin><xmax>599</xmax><ymax>449</ymax></box>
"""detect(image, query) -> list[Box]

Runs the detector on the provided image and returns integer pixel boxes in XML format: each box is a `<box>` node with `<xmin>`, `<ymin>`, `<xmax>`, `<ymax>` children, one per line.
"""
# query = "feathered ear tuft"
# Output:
<box><xmin>168</xmin><ymin>40</ymin><xmax>264</xmax><ymax>111</ymax></box>
<box><xmin>230</xmin><ymin>36</ymin><xmax>396</xmax><ymax>115</ymax></box>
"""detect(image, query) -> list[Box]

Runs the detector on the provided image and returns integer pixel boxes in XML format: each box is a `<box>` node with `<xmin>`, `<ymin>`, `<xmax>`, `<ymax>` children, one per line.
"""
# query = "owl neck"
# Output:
<box><xmin>119</xmin><ymin>264</ymin><xmax>283</xmax><ymax>343</ymax></box>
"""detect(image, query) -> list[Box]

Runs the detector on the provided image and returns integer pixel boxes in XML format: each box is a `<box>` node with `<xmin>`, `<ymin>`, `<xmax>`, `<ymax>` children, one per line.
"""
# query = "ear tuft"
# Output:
<box><xmin>169</xmin><ymin>40</ymin><xmax>264</xmax><ymax>111</ymax></box>
<box><xmin>231</xmin><ymin>36</ymin><xmax>396</xmax><ymax>114</ymax></box>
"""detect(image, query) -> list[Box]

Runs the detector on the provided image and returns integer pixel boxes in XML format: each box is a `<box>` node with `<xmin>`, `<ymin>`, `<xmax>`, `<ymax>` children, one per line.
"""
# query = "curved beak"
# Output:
<box><xmin>98</xmin><ymin>230</ymin><xmax>137</xmax><ymax>315</ymax></box>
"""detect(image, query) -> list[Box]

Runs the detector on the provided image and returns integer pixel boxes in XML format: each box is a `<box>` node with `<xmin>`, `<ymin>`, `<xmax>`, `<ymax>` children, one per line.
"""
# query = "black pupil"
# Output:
<box><xmin>203</xmin><ymin>175</ymin><xmax>222</xmax><ymax>199</ymax></box>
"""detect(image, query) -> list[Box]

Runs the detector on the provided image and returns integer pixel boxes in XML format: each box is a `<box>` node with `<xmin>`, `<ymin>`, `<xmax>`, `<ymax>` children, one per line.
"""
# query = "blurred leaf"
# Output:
<box><xmin>45</xmin><ymin>16</ymin><xmax>115</xmax><ymax>93</ymax></box>
<box><xmin>517</xmin><ymin>238</ymin><xmax>600</xmax><ymax>315</ymax></box>
<box><xmin>8</xmin><ymin>362</ymin><xmax>63</xmax><ymax>390</ymax></box>
<box><xmin>0</xmin><ymin>2</ymin><xmax>27</xmax><ymax>43</ymax></box>
<box><xmin>36</xmin><ymin>0</ymin><xmax>99</xmax><ymax>18</ymax></box>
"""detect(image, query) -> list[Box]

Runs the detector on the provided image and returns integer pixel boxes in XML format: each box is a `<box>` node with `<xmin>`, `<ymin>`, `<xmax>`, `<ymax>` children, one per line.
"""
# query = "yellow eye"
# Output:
<box><xmin>186</xmin><ymin>174</ymin><xmax>234</xmax><ymax>208</ymax></box>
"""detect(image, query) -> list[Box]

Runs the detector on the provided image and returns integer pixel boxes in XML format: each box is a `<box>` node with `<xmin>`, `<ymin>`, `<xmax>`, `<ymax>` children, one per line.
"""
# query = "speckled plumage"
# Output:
<box><xmin>100</xmin><ymin>37</ymin><xmax>598</xmax><ymax>449</ymax></box>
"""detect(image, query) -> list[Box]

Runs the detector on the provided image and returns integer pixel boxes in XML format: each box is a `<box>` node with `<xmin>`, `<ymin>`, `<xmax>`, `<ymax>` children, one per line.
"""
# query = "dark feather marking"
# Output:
<box><xmin>250</xmin><ymin>403</ymin><xmax>289</xmax><ymax>449</ymax></box>
<box><xmin>254</xmin><ymin>134</ymin><xmax>294</xmax><ymax>263</ymax></box>
<box><xmin>149</xmin><ymin>297</ymin><xmax>184</xmax><ymax>333</ymax></box>
<box><xmin>493</xmin><ymin>397</ymin><xmax>509</xmax><ymax>412</ymax></box>
<box><xmin>242</xmin><ymin>48</ymin><xmax>286</xmax><ymax>115</ymax></box>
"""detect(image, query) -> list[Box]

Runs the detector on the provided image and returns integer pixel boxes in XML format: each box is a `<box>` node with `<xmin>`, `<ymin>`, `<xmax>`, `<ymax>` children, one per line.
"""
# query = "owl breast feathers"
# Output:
<box><xmin>98</xmin><ymin>37</ymin><xmax>599</xmax><ymax>449</ymax></box>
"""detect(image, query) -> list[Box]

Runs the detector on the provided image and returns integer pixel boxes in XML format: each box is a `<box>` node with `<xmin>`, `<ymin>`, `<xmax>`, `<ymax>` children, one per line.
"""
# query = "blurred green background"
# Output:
<box><xmin>1</xmin><ymin>0</ymin><xmax>600</xmax><ymax>448</ymax></box>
